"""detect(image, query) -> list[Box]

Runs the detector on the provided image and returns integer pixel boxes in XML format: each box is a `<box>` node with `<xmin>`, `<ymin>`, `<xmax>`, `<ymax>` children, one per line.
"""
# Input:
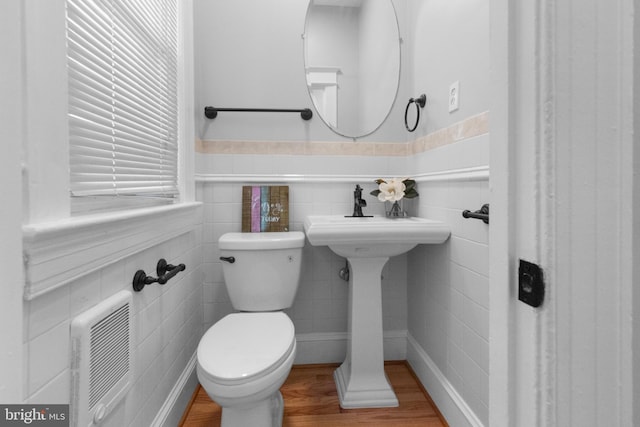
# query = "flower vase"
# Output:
<box><xmin>386</xmin><ymin>200</ymin><xmax>408</xmax><ymax>218</ymax></box>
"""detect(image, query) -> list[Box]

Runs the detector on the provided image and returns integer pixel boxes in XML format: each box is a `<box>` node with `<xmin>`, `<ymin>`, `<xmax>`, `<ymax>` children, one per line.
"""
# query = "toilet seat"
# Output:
<box><xmin>197</xmin><ymin>312</ymin><xmax>295</xmax><ymax>386</ymax></box>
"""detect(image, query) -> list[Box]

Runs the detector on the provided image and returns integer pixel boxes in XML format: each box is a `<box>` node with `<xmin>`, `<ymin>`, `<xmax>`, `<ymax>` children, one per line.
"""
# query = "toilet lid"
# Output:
<box><xmin>197</xmin><ymin>312</ymin><xmax>295</xmax><ymax>383</ymax></box>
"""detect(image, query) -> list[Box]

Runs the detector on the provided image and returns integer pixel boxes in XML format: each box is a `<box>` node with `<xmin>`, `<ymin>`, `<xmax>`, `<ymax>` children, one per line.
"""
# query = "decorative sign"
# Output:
<box><xmin>242</xmin><ymin>186</ymin><xmax>289</xmax><ymax>232</ymax></box>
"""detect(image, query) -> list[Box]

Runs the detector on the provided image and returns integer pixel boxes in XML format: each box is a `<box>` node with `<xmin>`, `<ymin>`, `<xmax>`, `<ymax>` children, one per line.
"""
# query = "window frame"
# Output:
<box><xmin>21</xmin><ymin>0</ymin><xmax>194</xmax><ymax>224</ymax></box>
<box><xmin>66</xmin><ymin>0</ymin><xmax>181</xmax><ymax>212</ymax></box>
<box><xmin>21</xmin><ymin>0</ymin><xmax>197</xmax><ymax>300</ymax></box>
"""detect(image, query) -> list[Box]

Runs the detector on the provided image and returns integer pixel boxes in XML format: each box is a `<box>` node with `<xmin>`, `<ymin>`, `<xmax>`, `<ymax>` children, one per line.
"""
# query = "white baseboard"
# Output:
<box><xmin>406</xmin><ymin>333</ymin><xmax>484</xmax><ymax>427</ymax></box>
<box><xmin>152</xmin><ymin>351</ymin><xmax>199</xmax><ymax>427</ymax></box>
<box><xmin>294</xmin><ymin>330</ymin><xmax>408</xmax><ymax>365</ymax></box>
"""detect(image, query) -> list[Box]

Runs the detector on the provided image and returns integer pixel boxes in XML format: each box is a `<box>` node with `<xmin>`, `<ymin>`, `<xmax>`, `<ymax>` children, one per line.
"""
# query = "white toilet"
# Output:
<box><xmin>196</xmin><ymin>231</ymin><xmax>305</xmax><ymax>427</ymax></box>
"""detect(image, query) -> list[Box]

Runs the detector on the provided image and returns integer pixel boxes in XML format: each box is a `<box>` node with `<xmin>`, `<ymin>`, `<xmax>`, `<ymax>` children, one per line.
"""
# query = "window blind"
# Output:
<box><xmin>67</xmin><ymin>0</ymin><xmax>179</xmax><ymax>200</ymax></box>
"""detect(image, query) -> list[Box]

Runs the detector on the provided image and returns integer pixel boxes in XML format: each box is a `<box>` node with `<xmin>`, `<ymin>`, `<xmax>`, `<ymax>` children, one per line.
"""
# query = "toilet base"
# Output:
<box><xmin>220</xmin><ymin>391</ymin><xmax>284</xmax><ymax>427</ymax></box>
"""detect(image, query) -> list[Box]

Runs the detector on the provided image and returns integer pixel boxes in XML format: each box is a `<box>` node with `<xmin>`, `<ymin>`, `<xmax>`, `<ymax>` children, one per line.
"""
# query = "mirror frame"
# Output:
<box><xmin>303</xmin><ymin>0</ymin><xmax>402</xmax><ymax>139</ymax></box>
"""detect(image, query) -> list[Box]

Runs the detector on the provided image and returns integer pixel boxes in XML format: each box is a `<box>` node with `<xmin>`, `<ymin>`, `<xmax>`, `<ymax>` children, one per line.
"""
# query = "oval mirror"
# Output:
<box><xmin>303</xmin><ymin>0</ymin><xmax>401</xmax><ymax>138</ymax></box>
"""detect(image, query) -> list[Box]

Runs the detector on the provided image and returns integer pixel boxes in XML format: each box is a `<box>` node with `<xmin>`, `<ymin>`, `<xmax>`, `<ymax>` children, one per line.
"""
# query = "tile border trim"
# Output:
<box><xmin>196</xmin><ymin>111</ymin><xmax>489</xmax><ymax>156</ymax></box>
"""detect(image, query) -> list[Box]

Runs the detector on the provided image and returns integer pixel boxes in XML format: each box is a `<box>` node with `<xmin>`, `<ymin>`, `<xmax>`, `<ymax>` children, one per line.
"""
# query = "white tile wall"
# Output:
<box><xmin>197</xmin><ymin>177</ymin><xmax>410</xmax><ymax>341</ymax></box>
<box><xmin>408</xmin><ymin>176</ymin><xmax>490</xmax><ymax>426</ymax></box>
<box><xmin>196</xmin><ymin>134</ymin><xmax>490</xmax><ymax>424</ymax></box>
<box><xmin>195</xmin><ymin>152</ymin><xmax>405</xmax><ymax>177</ymax></box>
<box><xmin>22</xmin><ymin>210</ymin><xmax>204</xmax><ymax>427</ymax></box>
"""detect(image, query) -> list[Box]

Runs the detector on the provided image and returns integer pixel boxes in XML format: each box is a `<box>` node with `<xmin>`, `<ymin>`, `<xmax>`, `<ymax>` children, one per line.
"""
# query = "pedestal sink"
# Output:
<box><xmin>303</xmin><ymin>215</ymin><xmax>450</xmax><ymax>408</ymax></box>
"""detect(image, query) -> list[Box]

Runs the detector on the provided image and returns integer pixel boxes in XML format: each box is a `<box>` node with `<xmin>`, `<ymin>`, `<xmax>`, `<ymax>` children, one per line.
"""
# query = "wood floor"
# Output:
<box><xmin>180</xmin><ymin>361</ymin><xmax>447</xmax><ymax>427</ymax></box>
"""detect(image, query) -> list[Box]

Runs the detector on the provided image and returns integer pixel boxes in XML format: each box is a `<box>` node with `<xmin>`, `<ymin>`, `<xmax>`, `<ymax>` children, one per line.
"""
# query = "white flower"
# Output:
<box><xmin>377</xmin><ymin>178</ymin><xmax>406</xmax><ymax>202</ymax></box>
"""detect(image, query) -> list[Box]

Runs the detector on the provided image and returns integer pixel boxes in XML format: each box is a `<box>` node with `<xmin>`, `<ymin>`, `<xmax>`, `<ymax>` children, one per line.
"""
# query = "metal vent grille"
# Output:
<box><xmin>88</xmin><ymin>304</ymin><xmax>130</xmax><ymax>409</ymax></box>
<box><xmin>70</xmin><ymin>290</ymin><xmax>132</xmax><ymax>426</ymax></box>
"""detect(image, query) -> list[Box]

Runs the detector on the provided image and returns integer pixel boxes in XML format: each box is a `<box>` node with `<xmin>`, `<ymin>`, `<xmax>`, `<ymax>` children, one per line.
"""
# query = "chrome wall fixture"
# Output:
<box><xmin>404</xmin><ymin>94</ymin><xmax>426</xmax><ymax>132</ymax></box>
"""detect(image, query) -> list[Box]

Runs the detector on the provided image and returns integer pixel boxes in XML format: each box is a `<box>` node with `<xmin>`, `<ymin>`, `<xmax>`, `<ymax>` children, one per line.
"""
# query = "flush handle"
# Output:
<box><xmin>219</xmin><ymin>256</ymin><xmax>235</xmax><ymax>263</ymax></box>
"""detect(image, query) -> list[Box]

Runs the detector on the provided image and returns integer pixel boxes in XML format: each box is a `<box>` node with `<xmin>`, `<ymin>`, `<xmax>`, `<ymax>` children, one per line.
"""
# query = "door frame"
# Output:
<box><xmin>489</xmin><ymin>0</ymin><xmax>638</xmax><ymax>426</ymax></box>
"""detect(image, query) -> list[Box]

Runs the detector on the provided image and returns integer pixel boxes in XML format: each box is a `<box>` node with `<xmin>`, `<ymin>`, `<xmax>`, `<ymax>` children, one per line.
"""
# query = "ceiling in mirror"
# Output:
<box><xmin>303</xmin><ymin>0</ymin><xmax>401</xmax><ymax>139</ymax></box>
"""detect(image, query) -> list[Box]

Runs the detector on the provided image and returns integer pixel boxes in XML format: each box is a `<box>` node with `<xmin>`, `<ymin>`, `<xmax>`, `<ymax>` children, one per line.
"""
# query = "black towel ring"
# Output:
<box><xmin>404</xmin><ymin>94</ymin><xmax>427</xmax><ymax>132</ymax></box>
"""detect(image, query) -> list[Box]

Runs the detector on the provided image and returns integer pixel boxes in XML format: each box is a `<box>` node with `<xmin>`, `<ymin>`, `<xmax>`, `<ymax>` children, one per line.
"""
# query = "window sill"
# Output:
<box><xmin>22</xmin><ymin>202</ymin><xmax>202</xmax><ymax>300</ymax></box>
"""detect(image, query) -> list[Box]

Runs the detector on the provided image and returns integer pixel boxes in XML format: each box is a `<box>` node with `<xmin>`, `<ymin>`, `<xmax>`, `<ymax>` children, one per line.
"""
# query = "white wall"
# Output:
<box><xmin>404</xmin><ymin>1</ymin><xmax>490</xmax><ymax>425</ymax></box>
<box><xmin>407</xmin><ymin>137</ymin><xmax>490</xmax><ymax>426</ymax></box>
<box><xmin>196</xmin><ymin>174</ymin><xmax>410</xmax><ymax>364</ymax></box>
<box><xmin>14</xmin><ymin>2</ymin><xmax>203</xmax><ymax>426</ymax></box>
<box><xmin>23</xmin><ymin>228</ymin><xmax>203</xmax><ymax>426</ymax></box>
<box><xmin>197</xmin><ymin>178</ymin><xmax>409</xmax><ymax>325</ymax></box>
<box><xmin>0</xmin><ymin>0</ymin><xmax>25</xmax><ymax>403</ymax></box>
<box><xmin>193</xmin><ymin>0</ymin><xmax>408</xmax><ymax>142</ymax></box>
<box><xmin>194</xmin><ymin>1</ymin><xmax>491</xmax><ymax>425</ymax></box>
<box><xmin>634</xmin><ymin>9</ymin><xmax>640</xmax><ymax>426</ymax></box>
<box><xmin>405</xmin><ymin>0</ymin><xmax>490</xmax><ymax>135</ymax></box>
<box><xmin>5</xmin><ymin>0</ymin><xmax>491</xmax><ymax>424</ymax></box>
<box><xmin>194</xmin><ymin>0</ymin><xmax>315</xmax><ymax>141</ymax></box>
<box><xmin>193</xmin><ymin>0</ymin><xmax>411</xmax><ymax>359</ymax></box>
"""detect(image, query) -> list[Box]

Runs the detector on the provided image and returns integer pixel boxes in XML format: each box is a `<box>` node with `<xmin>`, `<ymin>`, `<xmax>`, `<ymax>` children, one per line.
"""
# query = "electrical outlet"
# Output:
<box><xmin>449</xmin><ymin>81</ymin><xmax>459</xmax><ymax>113</ymax></box>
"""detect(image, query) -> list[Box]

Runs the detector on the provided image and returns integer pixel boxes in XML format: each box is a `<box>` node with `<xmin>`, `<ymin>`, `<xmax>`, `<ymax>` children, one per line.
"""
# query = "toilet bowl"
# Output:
<box><xmin>197</xmin><ymin>312</ymin><xmax>296</xmax><ymax>427</ymax></box>
<box><xmin>195</xmin><ymin>231</ymin><xmax>304</xmax><ymax>427</ymax></box>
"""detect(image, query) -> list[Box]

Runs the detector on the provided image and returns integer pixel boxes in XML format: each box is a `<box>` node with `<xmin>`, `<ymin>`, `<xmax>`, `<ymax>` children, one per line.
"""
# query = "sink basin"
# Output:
<box><xmin>303</xmin><ymin>214</ymin><xmax>450</xmax><ymax>409</ymax></box>
<box><xmin>303</xmin><ymin>215</ymin><xmax>450</xmax><ymax>258</ymax></box>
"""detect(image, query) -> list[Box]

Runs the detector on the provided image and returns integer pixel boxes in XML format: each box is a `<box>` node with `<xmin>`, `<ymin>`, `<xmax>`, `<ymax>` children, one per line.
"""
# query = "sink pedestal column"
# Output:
<box><xmin>334</xmin><ymin>256</ymin><xmax>399</xmax><ymax>408</ymax></box>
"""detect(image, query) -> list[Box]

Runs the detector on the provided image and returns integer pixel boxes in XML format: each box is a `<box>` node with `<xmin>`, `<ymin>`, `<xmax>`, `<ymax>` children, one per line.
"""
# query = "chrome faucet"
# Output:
<box><xmin>352</xmin><ymin>184</ymin><xmax>367</xmax><ymax>217</ymax></box>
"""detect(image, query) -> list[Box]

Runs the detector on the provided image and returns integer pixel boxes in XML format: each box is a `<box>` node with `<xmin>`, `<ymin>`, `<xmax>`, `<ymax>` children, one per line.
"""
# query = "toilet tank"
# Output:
<box><xmin>218</xmin><ymin>231</ymin><xmax>305</xmax><ymax>311</ymax></box>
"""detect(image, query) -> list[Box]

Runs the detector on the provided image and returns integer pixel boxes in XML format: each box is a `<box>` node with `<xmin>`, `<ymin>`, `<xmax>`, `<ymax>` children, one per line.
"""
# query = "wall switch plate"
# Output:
<box><xmin>518</xmin><ymin>259</ymin><xmax>545</xmax><ymax>308</ymax></box>
<box><xmin>449</xmin><ymin>81</ymin><xmax>459</xmax><ymax>113</ymax></box>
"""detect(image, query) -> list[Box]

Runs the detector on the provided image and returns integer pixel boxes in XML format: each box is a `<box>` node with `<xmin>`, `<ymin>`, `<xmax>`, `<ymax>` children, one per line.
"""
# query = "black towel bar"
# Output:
<box><xmin>462</xmin><ymin>204</ymin><xmax>490</xmax><ymax>224</ymax></box>
<box><xmin>204</xmin><ymin>106</ymin><xmax>313</xmax><ymax>121</ymax></box>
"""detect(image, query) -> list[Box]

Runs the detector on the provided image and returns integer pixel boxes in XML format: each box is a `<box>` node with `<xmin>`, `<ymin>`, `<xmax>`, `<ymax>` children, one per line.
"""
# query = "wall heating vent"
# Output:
<box><xmin>71</xmin><ymin>290</ymin><xmax>133</xmax><ymax>427</ymax></box>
